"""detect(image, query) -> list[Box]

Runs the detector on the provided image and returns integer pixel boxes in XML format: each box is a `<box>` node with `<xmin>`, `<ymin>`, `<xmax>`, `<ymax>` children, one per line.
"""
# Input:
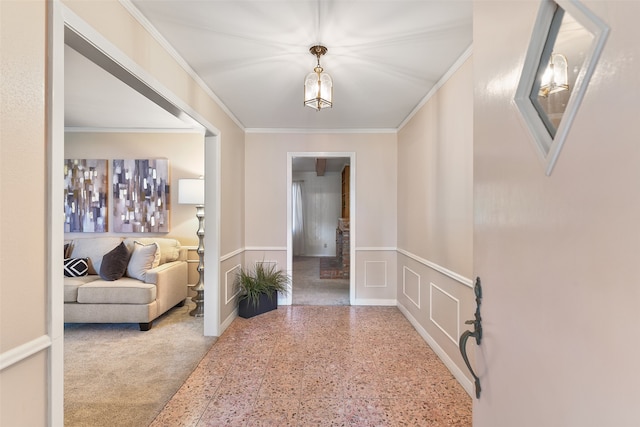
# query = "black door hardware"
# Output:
<box><xmin>459</xmin><ymin>276</ymin><xmax>482</xmax><ymax>398</ymax></box>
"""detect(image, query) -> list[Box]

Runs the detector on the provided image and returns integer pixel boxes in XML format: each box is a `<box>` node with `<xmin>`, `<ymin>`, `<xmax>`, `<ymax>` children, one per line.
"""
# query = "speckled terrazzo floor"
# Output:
<box><xmin>150</xmin><ymin>306</ymin><xmax>472</xmax><ymax>426</ymax></box>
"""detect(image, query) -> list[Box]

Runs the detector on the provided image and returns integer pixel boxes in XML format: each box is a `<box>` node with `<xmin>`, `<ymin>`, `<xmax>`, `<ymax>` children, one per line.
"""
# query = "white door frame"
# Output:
<box><xmin>50</xmin><ymin>2</ymin><xmax>222</xmax><ymax>424</ymax></box>
<box><xmin>286</xmin><ymin>152</ymin><xmax>356</xmax><ymax>305</ymax></box>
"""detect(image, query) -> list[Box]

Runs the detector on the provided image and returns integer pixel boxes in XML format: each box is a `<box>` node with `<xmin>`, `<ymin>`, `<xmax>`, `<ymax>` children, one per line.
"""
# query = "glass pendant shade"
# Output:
<box><xmin>539</xmin><ymin>53</ymin><xmax>569</xmax><ymax>97</ymax></box>
<box><xmin>304</xmin><ymin>69</ymin><xmax>333</xmax><ymax>110</ymax></box>
<box><xmin>304</xmin><ymin>45</ymin><xmax>333</xmax><ymax>111</ymax></box>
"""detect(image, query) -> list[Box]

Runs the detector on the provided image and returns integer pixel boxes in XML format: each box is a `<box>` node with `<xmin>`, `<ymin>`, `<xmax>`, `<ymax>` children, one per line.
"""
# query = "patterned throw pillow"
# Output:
<box><xmin>64</xmin><ymin>258</ymin><xmax>89</xmax><ymax>277</ymax></box>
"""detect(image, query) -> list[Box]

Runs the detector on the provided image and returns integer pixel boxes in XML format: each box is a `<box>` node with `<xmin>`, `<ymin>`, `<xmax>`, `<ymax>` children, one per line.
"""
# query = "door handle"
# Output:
<box><xmin>459</xmin><ymin>276</ymin><xmax>482</xmax><ymax>398</ymax></box>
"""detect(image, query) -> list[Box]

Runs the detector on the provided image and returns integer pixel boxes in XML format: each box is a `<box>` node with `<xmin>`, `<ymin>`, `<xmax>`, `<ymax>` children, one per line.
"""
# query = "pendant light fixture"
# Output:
<box><xmin>304</xmin><ymin>45</ymin><xmax>333</xmax><ymax>111</ymax></box>
<box><xmin>539</xmin><ymin>53</ymin><xmax>569</xmax><ymax>98</ymax></box>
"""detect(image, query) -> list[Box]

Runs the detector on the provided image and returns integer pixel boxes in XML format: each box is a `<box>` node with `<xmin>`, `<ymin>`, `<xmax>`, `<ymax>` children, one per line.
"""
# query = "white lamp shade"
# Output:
<box><xmin>178</xmin><ymin>179</ymin><xmax>204</xmax><ymax>205</ymax></box>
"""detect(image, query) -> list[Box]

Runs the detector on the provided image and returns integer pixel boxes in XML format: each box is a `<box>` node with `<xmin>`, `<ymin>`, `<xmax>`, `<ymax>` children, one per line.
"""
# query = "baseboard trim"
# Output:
<box><xmin>0</xmin><ymin>335</ymin><xmax>52</xmax><ymax>372</ymax></box>
<box><xmin>353</xmin><ymin>298</ymin><xmax>397</xmax><ymax>306</ymax></box>
<box><xmin>219</xmin><ymin>308</ymin><xmax>237</xmax><ymax>336</ymax></box>
<box><xmin>397</xmin><ymin>301</ymin><xmax>473</xmax><ymax>397</ymax></box>
<box><xmin>245</xmin><ymin>247</ymin><xmax>287</xmax><ymax>252</ymax></box>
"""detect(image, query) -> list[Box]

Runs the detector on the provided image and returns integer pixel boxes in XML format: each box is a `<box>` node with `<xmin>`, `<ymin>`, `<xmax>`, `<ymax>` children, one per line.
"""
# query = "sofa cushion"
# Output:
<box><xmin>99</xmin><ymin>241</ymin><xmax>130</xmax><ymax>281</ymax></box>
<box><xmin>76</xmin><ymin>278</ymin><xmax>156</xmax><ymax>304</ymax></box>
<box><xmin>64</xmin><ymin>258</ymin><xmax>89</xmax><ymax>277</ymax></box>
<box><xmin>64</xmin><ymin>275</ymin><xmax>101</xmax><ymax>302</ymax></box>
<box><xmin>124</xmin><ymin>238</ymin><xmax>181</xmax><ymax>264</ymax></box>
<box><xmin>127</xmin><ymin>241</ymin><xmax>160</xmax><ymax>281</ymax></box>
<box><xmin>69</xmin><ymin>237</ymin><xmax>123</xmax><ymax>274</ymax></box>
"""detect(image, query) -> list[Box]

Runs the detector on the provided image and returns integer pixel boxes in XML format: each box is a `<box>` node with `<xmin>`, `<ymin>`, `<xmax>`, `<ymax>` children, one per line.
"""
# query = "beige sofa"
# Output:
<box><xmin>64</xmin><ymin>237</ymin><xmax>188</xmax><ymax>331</ymax></box>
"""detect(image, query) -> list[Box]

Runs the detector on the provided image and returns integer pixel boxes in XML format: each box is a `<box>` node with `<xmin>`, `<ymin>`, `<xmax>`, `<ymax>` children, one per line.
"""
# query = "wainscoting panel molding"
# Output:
<box><xmin>364</xmin><ymin>260</ymin><xmax>387</xmax><ymax>288</ymax></box>
<box><xmin>430</xmin><ymin>283</ymin><xmax>460</xmax><ymax>346</ymax></box>
<box><xmin>220</xmin><ymin>247</ymin><xmax>244</xmax><ymax>262</ymax></box>
<box><xmin>0</xmin><ymin>335</ymin><xmax>51</xmax><ymax>372</ymax></box>
<box><xmin>402</xmin><ymin>266</ymin><xmax>421</xmax><ymax>309</ymax></box>
<box><xmin>397</xmin><ymin>248</ymin><xmax>472</xmax><ymax>288</ymax></box>
<box><xmin>225</xmin><ymin>264</ymin><xmax>241</xmax><ymax>304</ymax></box>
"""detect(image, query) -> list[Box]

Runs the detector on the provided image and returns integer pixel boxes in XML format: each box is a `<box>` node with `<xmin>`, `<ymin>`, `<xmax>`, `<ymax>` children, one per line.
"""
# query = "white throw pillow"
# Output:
<box><xmin>127</xmin><ymin>241</ymin><xmax>160</xmax><ymax>281</ymax></box>
<box><xmin>124</xmin><ymin>237</ymin><xmax>179</xmax><ymax>264</ymax></box>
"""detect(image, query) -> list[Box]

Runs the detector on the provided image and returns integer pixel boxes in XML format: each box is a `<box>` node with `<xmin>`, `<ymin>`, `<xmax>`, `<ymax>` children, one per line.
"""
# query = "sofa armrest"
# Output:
<box><xmin>145</xmin><ymin>260</ymin><xmax>185</xmax><ymax>285</ymax></box>
<box><xmin>145</xmin><ymin>260</ymin><xmax>188</xmax><ymax>314</ymax></box>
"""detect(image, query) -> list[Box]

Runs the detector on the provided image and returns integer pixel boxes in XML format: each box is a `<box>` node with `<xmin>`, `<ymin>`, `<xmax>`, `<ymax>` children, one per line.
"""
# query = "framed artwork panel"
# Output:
<box><xmin>112</xmin><ymin>159</ymin><xmax>170</xmax><ymax>233</ymax></box>
<box><xmin>64</xmin><ymin>159</ymin><xmax>109</xmax><ymax>233</ymax></box>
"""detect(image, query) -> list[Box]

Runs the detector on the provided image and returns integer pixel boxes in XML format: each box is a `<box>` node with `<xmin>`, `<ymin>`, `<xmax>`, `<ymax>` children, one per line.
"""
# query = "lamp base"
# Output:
<box><xmin>190</xmin><ymin>289</ymin><xmax>204</xmax><ymax>317</ymax></box>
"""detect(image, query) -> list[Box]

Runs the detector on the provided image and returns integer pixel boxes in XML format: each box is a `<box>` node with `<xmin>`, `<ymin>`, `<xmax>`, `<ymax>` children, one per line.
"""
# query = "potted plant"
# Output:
<box><xmin>236</xmin><ymin>262</ymin><xmax>290</xmax><ymax>318</ymax></box>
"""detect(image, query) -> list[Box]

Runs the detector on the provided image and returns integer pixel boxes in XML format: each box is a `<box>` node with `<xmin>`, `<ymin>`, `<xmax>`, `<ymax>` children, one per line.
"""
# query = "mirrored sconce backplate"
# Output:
<box><xmin>514</xmin><ymin>0</ymin><xmax>609</xmax><ymax>175</ymax></box>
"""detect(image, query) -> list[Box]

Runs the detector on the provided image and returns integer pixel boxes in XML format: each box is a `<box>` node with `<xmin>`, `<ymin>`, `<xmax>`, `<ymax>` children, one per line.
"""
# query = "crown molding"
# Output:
<box><xmin>398</xmin><ymin>44</ymin><xmax>473</xmax><ymax>131</ymax></box>
<box><xmin>245</xmin><ymin>127</ymin><xmax>398</xmax><ymax>134</ymax></box>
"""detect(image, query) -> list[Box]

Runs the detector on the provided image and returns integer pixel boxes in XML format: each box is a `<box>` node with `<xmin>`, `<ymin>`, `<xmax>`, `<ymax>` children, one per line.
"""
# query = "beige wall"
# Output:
<box><xmin>0</xmin><ymin>0</ymin><xmax>245</xmax><ymax>423</ymax></box>
<box><xmin>398</xmin><ymin>58</ymin><xmax>473</xmax><ymax>277</ymax></box>
<box><xmin>474</xmin><ymin>1</ymin><xmax>640</xmax><ymax>425</ymax></box>
<box><xmin>245</xmin><ymin>133</ymin><xmax>397</xmax><ymax>247</ymax></box>
<box><xmin>219</xmin><ymin>125</ymin><xmax>245</xmax><ymax>257</ymax></box>
<box><xmin>65</xmin><ymin>131</ymin><xmax>205</xmax><ymax>245</ymax></box>
<box><xmin>245</xmin><ymin>132</ymin><xmax>397</xmax><ymax>303</ymax></box>
<box><xmin>0</xmin><ymin>0</ymin><xmax>49</xmax><ymax>425</ymax></box>
<box><xmin>396</xmin><ymin>57</ymin><xmax>475</xmax><ymax>392</ymax></box>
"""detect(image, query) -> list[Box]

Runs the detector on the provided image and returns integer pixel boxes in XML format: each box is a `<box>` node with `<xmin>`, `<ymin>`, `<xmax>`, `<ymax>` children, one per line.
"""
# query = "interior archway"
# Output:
<box><xmin>51</xmin><ymin>3</ymin><xmax>222</xmax><ymax>423</ymax></box>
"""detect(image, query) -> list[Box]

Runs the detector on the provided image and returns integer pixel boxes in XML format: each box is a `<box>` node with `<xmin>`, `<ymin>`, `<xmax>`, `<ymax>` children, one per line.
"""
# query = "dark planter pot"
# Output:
<box><xmin>238</xmin><ymin>291</ymin><xmax>278</xmax><ymax>319</ymax></box>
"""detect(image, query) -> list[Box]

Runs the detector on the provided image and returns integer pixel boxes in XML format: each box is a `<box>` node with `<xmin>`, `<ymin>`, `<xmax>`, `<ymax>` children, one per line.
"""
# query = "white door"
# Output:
<box><xmin>473</xmin><ymin>1</ymin><xmax>640</xmax><ymax>426</ymax></box>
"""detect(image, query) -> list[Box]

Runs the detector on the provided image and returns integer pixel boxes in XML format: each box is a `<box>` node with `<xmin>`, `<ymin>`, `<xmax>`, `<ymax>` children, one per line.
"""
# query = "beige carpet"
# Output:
<box><xmin>64</xmin><ymin>300</ymin><xmax>216</xmax><ymax>427</ymax></box>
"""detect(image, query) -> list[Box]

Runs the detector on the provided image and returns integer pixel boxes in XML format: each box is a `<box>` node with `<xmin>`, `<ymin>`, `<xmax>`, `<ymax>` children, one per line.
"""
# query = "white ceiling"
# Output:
<box><xmin>64</xmin><ymin>0</ymin><xmax>472</xmax><ymax>132</ymax></box>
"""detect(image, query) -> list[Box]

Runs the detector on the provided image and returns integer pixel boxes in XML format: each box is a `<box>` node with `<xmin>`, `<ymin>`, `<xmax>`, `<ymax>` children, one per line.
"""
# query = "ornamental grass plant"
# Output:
<box><xmin>236</xmin><ymin>261</ymin><xmax>290</xmax><ymax>309</ymax></box>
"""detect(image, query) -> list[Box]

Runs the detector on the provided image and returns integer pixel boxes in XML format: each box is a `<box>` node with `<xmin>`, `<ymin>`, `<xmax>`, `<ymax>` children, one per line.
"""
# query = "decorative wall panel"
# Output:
<box><xmin>225</xmin><ymin>264</ymin><xmax>241</xmax><ymax>304</ymax></box>
<box><xmin>364</xmin><ymin>260</ymin><xmax>387</xmax><ymax>287</ymax></box>
<box><xmin>112</xmin><ymin>159</ymin><xmax>170</xmax><ymax>233</ymax></box>
<box><xmin>430</xmin><ymin>283</ymin><xmax>460</xmax><ymax>345</ymax></box>
<box><xmin>403</xmin><ymin>266</ymin><xmax>421</xmax><ymax>308</ymax></box>
<box><xmin>64</xmin><ymin>159</ymin><xmax>108</xmax><ymax>232</ymax></box>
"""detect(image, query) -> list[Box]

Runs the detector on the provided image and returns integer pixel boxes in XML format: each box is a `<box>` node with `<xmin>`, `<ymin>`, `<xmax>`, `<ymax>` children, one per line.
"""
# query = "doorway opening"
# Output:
<box><xmin>51</xmin><ymin>5</ymin><xmax>222</xmax><ymax>423</ymax></box>
<box><xmin>286</xmin><ymin>153</ymin><xmax>355</xmax><ymax>305</ymax></box>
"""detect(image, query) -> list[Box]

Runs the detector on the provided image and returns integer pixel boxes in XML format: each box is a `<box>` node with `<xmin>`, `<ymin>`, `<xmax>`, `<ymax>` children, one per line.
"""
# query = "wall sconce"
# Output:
<box><xmin>178</xmin><ymin>178</ymin><xmax>205</xmax><ymax>317</ymax></box>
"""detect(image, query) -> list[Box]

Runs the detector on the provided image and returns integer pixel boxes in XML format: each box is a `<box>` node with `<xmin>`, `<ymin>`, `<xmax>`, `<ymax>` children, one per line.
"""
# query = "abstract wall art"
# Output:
<box><xmin>112</xmin><ymin>159</ymin><xmax>170</xmax><ymax>233</ymax></box>
<box><xmin>64</xmin><ymin>159</ymin><xmax>109</xmax><ymax>232</ymax></box>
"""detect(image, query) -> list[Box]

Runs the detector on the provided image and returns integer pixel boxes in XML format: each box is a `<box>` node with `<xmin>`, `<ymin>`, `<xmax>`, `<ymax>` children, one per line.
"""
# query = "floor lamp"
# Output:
<box><xmin>178</xmin><ymin>178</ymin><xmax>205</xmax><ymax>317</ymax></box>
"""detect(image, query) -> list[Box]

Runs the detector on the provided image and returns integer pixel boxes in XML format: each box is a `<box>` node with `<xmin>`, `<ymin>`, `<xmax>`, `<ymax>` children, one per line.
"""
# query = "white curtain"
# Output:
<box><xmin>292</xmin><ymin>181</ymin><xmax>305</xmax><ymax>256</ymax></box>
